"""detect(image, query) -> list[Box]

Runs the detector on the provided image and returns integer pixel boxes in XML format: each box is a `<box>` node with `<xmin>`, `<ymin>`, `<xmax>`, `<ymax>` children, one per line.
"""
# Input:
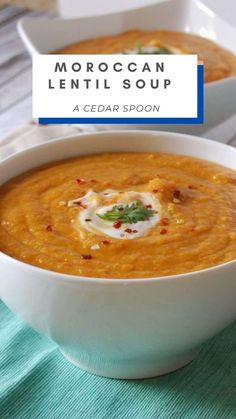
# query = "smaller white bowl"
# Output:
<box><xmin>0</xmin><ymin>130</ymin><xmax>236</xmax><ymax>379</ymax></box>
<box><xmin>18</xmin><ymin>0</ymin><xmax>236</xmax><ymax>137</ymax></box>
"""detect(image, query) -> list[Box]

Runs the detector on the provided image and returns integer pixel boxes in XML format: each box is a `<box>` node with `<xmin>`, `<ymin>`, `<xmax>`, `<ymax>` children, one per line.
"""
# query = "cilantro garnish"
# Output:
<box><xmin>97</xmin><ymin>201</ymin><xmax>156</xmax><ymax>224</ymax></box>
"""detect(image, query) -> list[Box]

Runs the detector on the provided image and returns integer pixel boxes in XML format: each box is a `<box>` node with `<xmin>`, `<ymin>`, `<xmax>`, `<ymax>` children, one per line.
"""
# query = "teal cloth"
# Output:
<box><xmin>1</xmin><ymin>301</ymin><xmax>236</xmax><ymax>419</ymax></box>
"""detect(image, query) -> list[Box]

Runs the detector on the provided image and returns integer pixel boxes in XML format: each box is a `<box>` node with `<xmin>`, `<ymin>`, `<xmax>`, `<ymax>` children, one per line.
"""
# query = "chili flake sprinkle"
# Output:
<box><xmin>74</xmin><ymin>201</ymin><xmax>87</xmax><ymax>209</ymax></box>
<box><xmin>160</xmin><ymin>218</ymin><xmax>170</xmax><ymax>226</ymax></box>
<box><xmin>81</xmin><ymin>254</ymin><xmax>92</xmax><ymax>260</ymax></box>
<box><xmin>124</xmin><ymin>228</ymin><xmax>139</xmax><ymax>234</ymax></box>
<box><xmin>172</xmin><ymin>190</ymin><xmax>182</xmax><ymax>203</ymax></box>
<box><xmin>113</xmin><ymin>221</ymin><xmax>122</xmax><ymax>229</ymax></box>
<box><xmin>124</xmin><ymin>228</ymin><xmax>133</xmax><ymax>234</ymax></box>
<box><xmin>160</xmin><ymin>228</ymin><xmax>168</xmax><ymax>235</ymax></box>
<box><xmin>46</xmin><ymin>224</ymin><xmax>52</xmax><ymax>231</ymax></box>
<box><xmin>76</xmin><ymin>178</ymin><xmax>85</xmax><ymax>184</ymax></box>
<box><xmin>101</xmin><ymin>240</ymin><xmax>110</xmax><ymax>245</ymax></box>
<box><xmin>173</xmin><ymin>190</ymin><xmax>181</xmax><ymax>199</ymax></box>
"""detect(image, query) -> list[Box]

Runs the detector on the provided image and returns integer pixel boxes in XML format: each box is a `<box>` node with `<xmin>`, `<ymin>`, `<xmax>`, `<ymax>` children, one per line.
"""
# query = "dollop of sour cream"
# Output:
<box><xmin>68</xmin><ymin>190</ymin><xmax>160</xmax><ymax>240</ymax></box>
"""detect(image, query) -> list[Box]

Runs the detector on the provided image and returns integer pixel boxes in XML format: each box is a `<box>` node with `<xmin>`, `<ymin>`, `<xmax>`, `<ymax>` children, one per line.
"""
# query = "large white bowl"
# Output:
<box><xmin>18</xmin><ymin>0</ymin><xmax>236</xmax><ymax>137</ymax></box>
<box><xmin>0</xmin><ymin>130</ymin><xmax>236</xmax><ymax>379</ymax></box>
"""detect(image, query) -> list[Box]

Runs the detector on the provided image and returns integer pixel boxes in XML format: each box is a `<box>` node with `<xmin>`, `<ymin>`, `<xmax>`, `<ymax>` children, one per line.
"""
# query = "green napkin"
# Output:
<box><xmin>1</xmin><ymin>301</ymin><xmax>235</xmax><ymax>419</ymax></box>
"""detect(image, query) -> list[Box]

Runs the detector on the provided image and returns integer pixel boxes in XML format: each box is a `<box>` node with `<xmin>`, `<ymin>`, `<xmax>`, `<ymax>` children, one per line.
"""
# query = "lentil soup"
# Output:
<box><xmin>0</xmin><ymin>152</ymin><xmax>236</xmax><ymax>279</ymax></box>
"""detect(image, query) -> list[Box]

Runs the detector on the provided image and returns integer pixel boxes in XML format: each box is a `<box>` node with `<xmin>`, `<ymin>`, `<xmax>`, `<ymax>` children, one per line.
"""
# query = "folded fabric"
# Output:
<box><xmin>0</xmin><ymin>302</ymin><xmax>235</xmax><ymax>419</ymax></box>
<box><xmin>0</xmin><ymin>122</ymin><xmax>99</xmax><ymax>161</ymax></box>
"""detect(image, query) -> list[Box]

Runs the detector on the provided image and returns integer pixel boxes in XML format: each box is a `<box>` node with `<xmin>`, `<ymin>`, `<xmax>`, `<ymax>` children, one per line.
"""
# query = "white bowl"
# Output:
<box><xmin>18</xmin><ymin>0</ymin><xmax>236</xmax><ymax>138</ymax></box>
<box><xmin>1</xmin><ymin>130</ymin><xmax>236</xmax><ymax>379</ymax></box>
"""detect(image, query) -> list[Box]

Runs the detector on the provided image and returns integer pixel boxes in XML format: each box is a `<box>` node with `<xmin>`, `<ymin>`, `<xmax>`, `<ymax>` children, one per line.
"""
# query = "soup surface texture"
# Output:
<box><xmin>54</xmin><ymin>30</ymin><xmax>236</xmax><ymax>83</ymax></box>
<box><xmin>1</xmin><ymin>152</ymin><xmax>236</xmax><ymax>279</ymax></box>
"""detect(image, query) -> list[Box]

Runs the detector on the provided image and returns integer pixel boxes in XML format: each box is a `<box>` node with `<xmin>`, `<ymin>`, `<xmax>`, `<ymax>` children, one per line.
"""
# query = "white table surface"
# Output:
<box><xmin>0</xmin><ymin>1</ymin><xmax>235</xmax><ymax>145</ymax></box>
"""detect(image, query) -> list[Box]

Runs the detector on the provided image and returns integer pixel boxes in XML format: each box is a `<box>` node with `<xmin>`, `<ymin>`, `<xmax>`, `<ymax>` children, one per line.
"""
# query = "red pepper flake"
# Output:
<box><xmin>91</xmin><ymin>179</ymin><xmax>97</xmax><ymax>183</ymax></box>
<box><xmin>124</xmin><ymin>228</ymin><xmax>133</xmax><ymax>234</ymax></box>
<box><xmin>113</xmin><ymin>221</ymin><xmax>122</xmax><ymax>229</ymax></box>
<box><xmin>46</xmin><ymin>224</ymin><xmax>52</xmax><ymax>231</ymax></box>
<box><xmin>85</xmin><ymin>218</ymin><xmax>91</xmax><ymax>222</ymax></box>
<box><xmin>160</xmin><ymin>218</ymin><xmax>170</xmax><ymax>226</ymax></box>
<box><xmin>74</xmin><ymin>201</ymin><xmax>87</xmax><ymax>209</ymax></box>
<box><xmin>153</xmin><ymin>189</ymin><xmax>159</xmax><ymax>193</ymax></box>
<box><xmin>146</xmin><ymin>204</ymin><xmax>152</xmax><ymax>209</ymax></box>
<box><xmin>172</xmin><ymin>189</ymin><xmax>183</xmax><ymax>204</ymax></box>
<box><xmin>81</xmin><ymin>254</ymin><xmax>92</xmax><ymax>260</ymax></box>
<box><xmin>160</xmin><ymin>228</ymin><xmax>168</xmax><ymax>235</ymax></box>
<box><xmin>76</xmin><ymin>178</ymin><xmax>85</xmax><ymax>184</ymax></box>
<box><xmin>101</xmin><ymin>240</ymin><xmax>110</xmax><ymax>245</ymax></box>
<box><xmin>124</xmin><ymin>228</ymin><xmax>138</xmax><ymax>234</ymax></box>
<box><xmin>173</xmin><ymin>190</ymin><xmax>181</xmax><ymax>199</ymax></box>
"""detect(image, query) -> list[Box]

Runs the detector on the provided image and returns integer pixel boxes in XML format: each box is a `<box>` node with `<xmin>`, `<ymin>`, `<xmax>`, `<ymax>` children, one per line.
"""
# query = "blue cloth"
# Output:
<box><xmin>1</xmin><ymin>301</ymin><xmax>236</xmax><ymax>418</ymax></box>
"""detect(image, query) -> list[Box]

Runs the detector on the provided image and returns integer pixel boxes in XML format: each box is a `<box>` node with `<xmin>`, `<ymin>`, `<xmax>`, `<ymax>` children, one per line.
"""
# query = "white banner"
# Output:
<box><xmin>33</xmin><ymin>54</ymin><xmax>200</xmax><ymax>121</ymax></box>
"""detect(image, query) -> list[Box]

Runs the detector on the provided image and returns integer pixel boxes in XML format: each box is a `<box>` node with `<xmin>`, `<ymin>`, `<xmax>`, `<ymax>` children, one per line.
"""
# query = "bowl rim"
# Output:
<box><xmin>1</xmin><ymin>129</ymin><xmax>236</xmax><ymax>285</ymax></box>
<box><xmin>17</xmin><ymin>19</ymin><xmax>236</xmax><ymax>88</ymax></box>
<box><xmin>17</xmin><ymin>0</ymin><xmax>236</xmax><ymax>90</ymax></box>
<box><xmin>1</xmin><ymin>248</ymin><xmax>236</xmax><ymax>285</ymax></box>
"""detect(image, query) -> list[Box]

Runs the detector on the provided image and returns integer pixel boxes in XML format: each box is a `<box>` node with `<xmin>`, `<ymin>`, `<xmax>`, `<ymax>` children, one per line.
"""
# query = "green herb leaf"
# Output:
<box><xmin>135</xmin><ymin>41</ymin><xmax>143</xmax><ymax>54</ymax></box>
<box><xmin>155</xmin><ymin>46</ymin><xmax>172</xmax><ymax>54</ymax></box>
<box><xmin>134</xmin><ymin>42</ymin><xmax>172</xmax><ymax>55</ymax></box>
<box><xmin>123</xmin><ymin>42</ymin><xmax>173</xmax><ymax>55</ymax></box>
<box><xmin>97</xmin><ymin>201</ymin><xmax>156</xmax><ymax>224</ymax></box>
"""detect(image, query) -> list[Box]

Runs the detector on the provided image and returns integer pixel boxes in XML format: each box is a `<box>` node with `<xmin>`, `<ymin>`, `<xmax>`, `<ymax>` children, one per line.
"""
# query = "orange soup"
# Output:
<box><xmin>0</xmin><ymin>152</ymin><xmax>236</xmax><ymax>278</ymax></box>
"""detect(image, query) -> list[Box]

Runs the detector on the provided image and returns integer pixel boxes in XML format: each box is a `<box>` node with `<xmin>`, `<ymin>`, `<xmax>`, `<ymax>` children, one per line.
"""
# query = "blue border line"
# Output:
<box><xmin>39</xmin><ymin>65</ymin><xmax>204</xmax><ymax>125</ymax></box>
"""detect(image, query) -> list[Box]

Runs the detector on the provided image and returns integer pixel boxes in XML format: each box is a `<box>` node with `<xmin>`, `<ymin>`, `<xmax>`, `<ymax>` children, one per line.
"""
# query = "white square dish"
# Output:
<box><xmin>18</xmin><ymin>0</ymin><xmax>236</xmax><ymax>136</ymax></box>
